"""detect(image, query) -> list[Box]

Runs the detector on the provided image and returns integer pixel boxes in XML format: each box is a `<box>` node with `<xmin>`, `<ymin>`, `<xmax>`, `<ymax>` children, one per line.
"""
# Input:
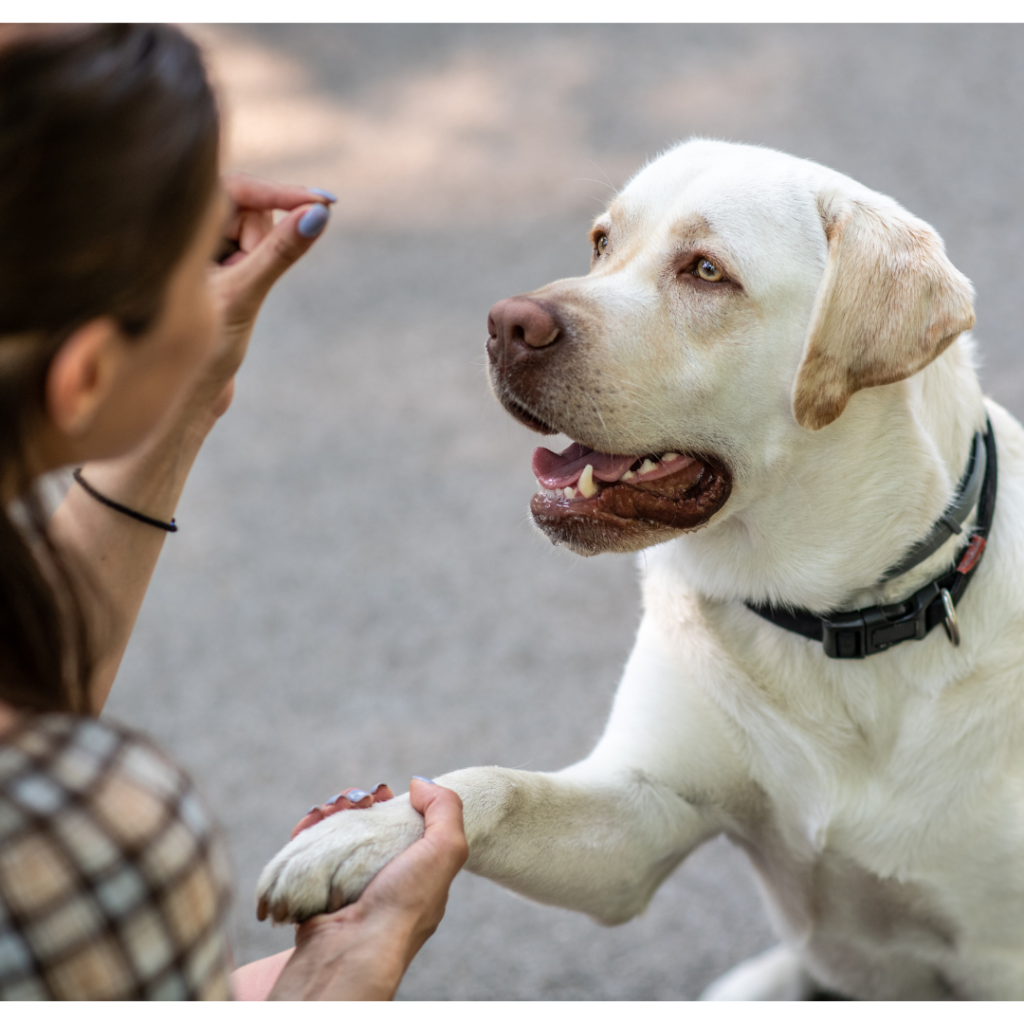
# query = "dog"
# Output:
<box><xmin>256</xmin><ymin>139</ymin><xmax>1024</xmax><ymax>1000</ymax></box>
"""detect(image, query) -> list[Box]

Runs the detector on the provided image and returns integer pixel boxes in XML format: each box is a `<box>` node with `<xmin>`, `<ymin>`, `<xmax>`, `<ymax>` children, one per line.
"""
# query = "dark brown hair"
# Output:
<box><xmin>0</xmin><ymin>25</ymin><xmax>219</xmax><ymax>713</ymax></box>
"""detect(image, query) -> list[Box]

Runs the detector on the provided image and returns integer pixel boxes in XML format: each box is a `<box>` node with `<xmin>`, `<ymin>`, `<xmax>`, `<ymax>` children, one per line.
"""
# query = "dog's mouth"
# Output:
<box><xmin>491</xmin><ymin>376</ymin><xmax>732</xmax><ymax>554</ymax></box>
<box><xmin>529</xmin><ymin>440</ymin><xmax>732</xmax><ymax>554</ymax></box>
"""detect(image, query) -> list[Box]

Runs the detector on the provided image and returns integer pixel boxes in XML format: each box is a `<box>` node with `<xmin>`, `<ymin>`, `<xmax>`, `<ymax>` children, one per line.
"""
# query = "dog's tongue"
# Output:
<box><xmin>532</xmin><ymin>443</ymin><xmax>636</xmax><ymax>489</ymax></box>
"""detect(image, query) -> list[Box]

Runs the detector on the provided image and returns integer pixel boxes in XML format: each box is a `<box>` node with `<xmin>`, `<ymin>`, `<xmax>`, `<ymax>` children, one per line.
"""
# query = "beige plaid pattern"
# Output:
<box><xmin>0</xmin><ymin>715</ymin><xmax>233</xmax><ymax>1000</ymax></box>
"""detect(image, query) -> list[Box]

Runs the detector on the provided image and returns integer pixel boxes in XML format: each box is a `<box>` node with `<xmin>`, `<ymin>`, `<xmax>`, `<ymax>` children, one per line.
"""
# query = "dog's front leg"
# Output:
<box><xmin>435</xmin><ymin>762</ymin><xmax>719</xmax><ymax>925</ymax></box>
<box><xmin>437</xmin><ymin>612</ymin><xmax>753</xmax><ymax>924</ymax></box>
<box><xmin>257</xmin><ymin>614</ymin><xmax>745</xmax><ymax>925</ymax></box>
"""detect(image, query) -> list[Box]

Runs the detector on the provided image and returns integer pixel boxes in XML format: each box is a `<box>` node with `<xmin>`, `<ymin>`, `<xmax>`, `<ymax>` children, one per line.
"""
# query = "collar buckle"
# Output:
<box><xmin>821</xmin><ymin>583</ymin><xmax>939</xmax><ymax>659</ymax></box>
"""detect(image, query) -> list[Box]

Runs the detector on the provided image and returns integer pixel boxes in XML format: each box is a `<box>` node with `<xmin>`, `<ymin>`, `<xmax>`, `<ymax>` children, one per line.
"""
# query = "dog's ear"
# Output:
<box><xmin>792</xmin><ymin>188</ymin><xmax>975</xmax><ymax>430</ymax></box>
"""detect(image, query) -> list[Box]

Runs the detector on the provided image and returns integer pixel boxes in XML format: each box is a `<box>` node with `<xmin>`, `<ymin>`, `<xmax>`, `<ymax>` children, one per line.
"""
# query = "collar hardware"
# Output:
<box><xmin>819</xmin><ymin>580</ymin><xmax>939</xmax><ymax>658</ymax></box>
<box><xmin>746</xmin><ymin>418</ymin><xmax>997</xmax><ymax>659</ymax></box>
<box><xmin>941</xmin><ymin>588</ymin><xmax>960</xmax><ymax>646</ymax></box>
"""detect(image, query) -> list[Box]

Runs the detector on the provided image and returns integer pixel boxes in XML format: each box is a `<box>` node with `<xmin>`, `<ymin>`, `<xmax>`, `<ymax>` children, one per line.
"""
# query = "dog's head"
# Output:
<box><xmin>486</xmin><ymin>140</ymin><xmax>975</xmax><ymax>556</ymax></box>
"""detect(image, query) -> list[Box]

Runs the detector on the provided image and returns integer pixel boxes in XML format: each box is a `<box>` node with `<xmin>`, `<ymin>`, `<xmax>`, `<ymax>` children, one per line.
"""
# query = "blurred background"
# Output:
<box><xmin>104</xmin><ymin>25</ymin><xmax>1024</xmax><ymax>998</ymax></box>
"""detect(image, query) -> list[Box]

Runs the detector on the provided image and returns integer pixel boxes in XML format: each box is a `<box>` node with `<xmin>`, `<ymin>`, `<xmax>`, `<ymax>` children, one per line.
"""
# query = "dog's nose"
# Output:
<box><xmin>487</xmin><ymin>297</ymin><xmax>563</xmax><ymax>365</ymax></box>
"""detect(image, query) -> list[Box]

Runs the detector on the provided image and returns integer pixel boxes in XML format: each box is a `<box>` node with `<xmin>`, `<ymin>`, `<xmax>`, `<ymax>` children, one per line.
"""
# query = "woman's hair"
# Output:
<box><xmin>0</xmin><ymin>25</ymin><xmax>220</xmax><ymax>713</ymax></box>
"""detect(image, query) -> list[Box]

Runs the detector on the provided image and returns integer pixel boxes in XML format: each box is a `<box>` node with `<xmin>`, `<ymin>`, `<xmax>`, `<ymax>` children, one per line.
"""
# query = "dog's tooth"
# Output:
<box><xmin>662</xmin><ymin>452</ymin><xmax>681</xmax><ymax>462</ymax></box>
<box><xmin>640</xmin><ymin>458</ymin><xmax>657</xmax><ymax>475</ymax></box>
<box><xmin>578</xmin><ymin>464</ymin><xmax>598</xmax><ymax>498</ymax></box>
<box><xmin>621</xmin><ymin>469</ymin><xmax>635</xmax><ymax>480</ymax></box>
<box><xmin>564</xmin><ymin>486</ymin><xmax>577</xmax><ymax>499</ymax></box>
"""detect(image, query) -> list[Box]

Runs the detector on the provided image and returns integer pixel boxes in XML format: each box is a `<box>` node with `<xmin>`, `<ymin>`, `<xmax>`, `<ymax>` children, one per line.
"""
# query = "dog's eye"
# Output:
<box><xmin>695</xmin><ymin>258</ymin><xmax>724</xmax><ymax>282</ymax></box>
<box><xmin>594</xmin><ymin>233</ymin><xmax>609</xmax><ymax>258</ymax></box>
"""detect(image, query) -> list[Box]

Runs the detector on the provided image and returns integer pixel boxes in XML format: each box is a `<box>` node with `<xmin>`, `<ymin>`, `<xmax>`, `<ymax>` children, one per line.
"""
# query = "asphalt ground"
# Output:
<box><xmin>103</xmin><ymin>25</ymin><xmax>1024</xmax><ymax>999</ymax></box>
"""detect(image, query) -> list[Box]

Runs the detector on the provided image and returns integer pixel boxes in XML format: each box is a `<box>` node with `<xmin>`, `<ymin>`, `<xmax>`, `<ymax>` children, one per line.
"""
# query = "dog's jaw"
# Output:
<box><xmin>529</xmin><ymin>452</ymin><xmax>732</xmax><ymax>555</ymax></box>
<box><xmin>488</xmin><ymin>370</ymin><xmax>734</xmax><ymax>556</ymax></box>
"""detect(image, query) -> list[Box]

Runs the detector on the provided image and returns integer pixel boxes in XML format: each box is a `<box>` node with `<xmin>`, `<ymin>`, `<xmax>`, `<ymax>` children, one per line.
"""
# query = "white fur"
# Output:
<box><xmin>257</xmin><ymin>141</ymin><xmax>1024</xmax><ymax>1000</ymax></box>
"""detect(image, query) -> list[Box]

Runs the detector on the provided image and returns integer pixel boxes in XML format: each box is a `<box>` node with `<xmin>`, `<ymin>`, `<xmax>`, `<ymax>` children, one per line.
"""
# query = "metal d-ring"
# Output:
<box><xmin>941</xmin><ymin>588</ymin><xmax>960</xmax><ymax>646</ymax></box>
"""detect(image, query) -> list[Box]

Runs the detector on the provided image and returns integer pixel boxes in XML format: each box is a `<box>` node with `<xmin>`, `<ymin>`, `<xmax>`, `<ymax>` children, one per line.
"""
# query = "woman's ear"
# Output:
<box><xmin>792</xmin><ymin>186</ymin><xmax>975</xmax><ymax>431</ymax></box>
<box><xmin>45</xmin><ymin>318</ymin><xmax>127</xmax><ymax>437</ymax></box>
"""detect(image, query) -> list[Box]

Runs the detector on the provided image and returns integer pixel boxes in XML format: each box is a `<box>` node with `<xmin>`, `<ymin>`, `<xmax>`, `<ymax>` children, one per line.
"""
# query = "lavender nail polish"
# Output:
<box><xmin>411</xmin><ymin>775</ymin><xmax>435</xmax><ymax>784</ymax></box>
<box><xmin>305</xmin><ymin>806</ymin><xmax>318</xmax><ymax>815</ymax></box>
<box><xmin>298</xmin><ymin>203</ymin><xmax>329</xmax><ymax>238</ymax></box>
<box><xmin>308</xmin><ymin>187</ymin><xmax>337</xmax><ymax>202</ymax></box>
<box><xmin>326</xmin><ymin>793</ymin><xmax>342</xmax><ymax>805</ymax></box>
<box><xmin>347</xmin><ymin>789</ymin><xmax>370</xmax><ymax>803</ymax></box>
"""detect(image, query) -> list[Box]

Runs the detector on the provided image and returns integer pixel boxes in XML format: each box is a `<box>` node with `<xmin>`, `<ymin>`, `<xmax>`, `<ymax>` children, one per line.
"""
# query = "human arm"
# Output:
<box><xmin>47</xmin><ymin>175</ymin><xmax>334</xmax><ymax>712</ymax></box>
<box><xmin>233</xmin><ymin>778</ymin><xmax>467</xmax><ymax>1001</ymax></box>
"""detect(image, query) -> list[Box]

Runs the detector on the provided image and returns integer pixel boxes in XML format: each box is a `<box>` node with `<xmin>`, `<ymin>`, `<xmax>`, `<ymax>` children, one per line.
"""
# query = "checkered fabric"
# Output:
<box><xmin>0</xmin><ymin>714</ymin><xmax>233</xmax><ymax>1000</ymax></box>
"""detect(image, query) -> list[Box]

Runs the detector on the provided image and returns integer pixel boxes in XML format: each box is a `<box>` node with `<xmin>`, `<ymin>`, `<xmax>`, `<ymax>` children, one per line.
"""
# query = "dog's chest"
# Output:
<box><xmin>718</xmin><ymin>652</ymin><xmax>995</xmax><ymax>873</ymax></box>
<box><xmin>642</xmin><ymin>546</ymin><xmax>1024</xmax><ymax>994</ymax></box>
<box><xmin>712</xmin><ymin>650</ymin><xmax>1024</xmax><ymax>996</ymax></box>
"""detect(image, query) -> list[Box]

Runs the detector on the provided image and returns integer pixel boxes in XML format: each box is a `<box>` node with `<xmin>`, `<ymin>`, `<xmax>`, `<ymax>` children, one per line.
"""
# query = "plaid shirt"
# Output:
<box><xmin>0</xmin><ymin>714</ymin><xmax>233</xmax><ymax>1000</ymax></box>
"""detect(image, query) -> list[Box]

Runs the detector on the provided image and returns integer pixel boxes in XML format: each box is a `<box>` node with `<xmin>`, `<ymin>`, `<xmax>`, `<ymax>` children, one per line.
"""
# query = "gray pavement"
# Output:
<box><xmin>104</xmin><ymin>25</ymin><xmax>1024</xmax><ymax>999</ymax></box>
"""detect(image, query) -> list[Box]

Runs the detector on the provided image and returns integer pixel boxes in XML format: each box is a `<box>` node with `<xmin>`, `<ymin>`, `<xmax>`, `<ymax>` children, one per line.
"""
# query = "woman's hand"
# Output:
<box><xmin>290</xmin><ymin>783</ymin><xmax>395</xmax><ymax>839</ymax></box>
<box><xmin>191</xmin><ymin>174</ymin><xmax>335</xmax><ymax>425</ymax></box>
<box><xmin>259</xmin><ymin>778</ymin><xmax>468</xmax><ymax>1001</ymax></box>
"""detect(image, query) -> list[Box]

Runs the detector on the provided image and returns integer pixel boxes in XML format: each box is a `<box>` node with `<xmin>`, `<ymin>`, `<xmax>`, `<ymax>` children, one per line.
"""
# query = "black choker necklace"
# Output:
<box><xmin>745</xmin><ymin>417</ymin><xmax>997</xmax><ymax>659</ymax></box>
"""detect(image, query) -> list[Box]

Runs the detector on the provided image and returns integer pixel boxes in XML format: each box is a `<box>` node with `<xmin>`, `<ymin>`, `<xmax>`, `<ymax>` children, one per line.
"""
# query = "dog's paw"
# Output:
<box><xmin>256</xmin><ymin>794</ymin><xmax>424</xmax><ymax>923</ymax></box>
<box><xmin>700</xmin><ymin>944</ymin><xmax>816</xmax><ymax>1000</ymax></box>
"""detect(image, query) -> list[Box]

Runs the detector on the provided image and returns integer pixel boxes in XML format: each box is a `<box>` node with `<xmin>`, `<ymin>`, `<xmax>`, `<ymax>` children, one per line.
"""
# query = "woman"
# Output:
<box><xmin>0</xmin><ymin>24</ymin><xmax>467</xmax><ymax>1000</ymax></box>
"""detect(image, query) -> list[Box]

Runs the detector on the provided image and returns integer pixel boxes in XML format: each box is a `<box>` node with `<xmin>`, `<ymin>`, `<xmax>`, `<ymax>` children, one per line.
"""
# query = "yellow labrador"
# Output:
<box><xmin>257</xmin><ymin>140</ymin><xmax>1024</xmax><ymax>1000</ymax></box>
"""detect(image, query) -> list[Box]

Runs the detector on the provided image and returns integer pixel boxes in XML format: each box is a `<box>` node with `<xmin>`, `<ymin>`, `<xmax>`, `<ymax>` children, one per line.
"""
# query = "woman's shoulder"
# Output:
<box><xmin>2</xmin><ymin>712</ymin><xmax>202</xmax><ymax>815</ymax></box>
<box><xmin>2</xmin><ymin>713</ymin><xmax>189</xmax><ymax>804</ymax></box>
<box><xmin>0</xmin><ymin>713</ymin><xmax>233</xmax><ymax>1000</ymax></box>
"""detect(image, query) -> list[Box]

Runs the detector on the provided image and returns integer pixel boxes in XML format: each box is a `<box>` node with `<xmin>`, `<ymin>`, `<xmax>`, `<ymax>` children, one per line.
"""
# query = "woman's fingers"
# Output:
<box><xmin>213</xmin><ymin>173</ymin><xmax>337</xmax><ymax>325</ymax></box>
<box><xmin>217</xmin><ymin>210</ymin><xmax>273</xmax><ymax>268</ymax></box>
<box><xmin>219</xmin><ymin>176</ymin><xmax>332</xmax><ymax>263</ymax></box>
<box><xmin>289</xmin><ymin>807</ymin><xmax>324</xmax><ymax>839</ymax></box>
<box><xmin>324</xmin><ymin>788</ymin><xmax>374</xmax><ymax>814</ymax></box>
<box><xmin>237</xmin><ymin>208</ymin><xmax>274</xmax><ymax>256</ymax></box>
<box><xmin>223</xmin><ymin>171</ymin><xmax>333</xmax><ymax>214</ymax></box>
<box><xmin>289</xmin><ymin>786</ymin><xmax>385</xmax><ymax>839</ymax></box>
<box><xmin>216</xmin><ymin>202</ymin><xmax>331</xmax><ymax>326</ymax></box>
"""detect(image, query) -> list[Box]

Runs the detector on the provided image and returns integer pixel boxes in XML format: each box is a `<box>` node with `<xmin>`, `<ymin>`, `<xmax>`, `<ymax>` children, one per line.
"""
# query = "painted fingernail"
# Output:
<box><xmin>411</xmin><ymin>775</ymin><xmax>435</xmax><ymax>784</ymax></box>
<box><xmin>308</xmin><ymin>187</ymin><xmax>338</xmax><ymax>202</ymax></box>
<box><xmin>298</xmin><ymin>203</ymin><xmax>330</xmax><ymax>238</ymax></box>
<box><xmin>305</xmin><ymin>806</ymin><xmax>318</xmax><ymax>815</ymax></box>
<box><xmin>325</xmin><ymin>793</ymin><xmax>342</xmax><ymax>805</ymax></box>
<box><xmin>372</xmin><ymin>783</ymin><xmax>389</xmax><ymax>794</ymax></box>
<box><xmin>346</xmin><ymin>789</ymin><xmax>370</xmax><ymax>803</ymax></box>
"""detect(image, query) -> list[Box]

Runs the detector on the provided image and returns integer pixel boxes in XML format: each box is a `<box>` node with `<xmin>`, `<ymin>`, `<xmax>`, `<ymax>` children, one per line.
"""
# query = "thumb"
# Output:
<box><xmin>409</xmin><ymin>778</ymin><xmax>468</xmax><ymax>867</ymax></box>
<box><xmin>224</xmin><ymin>202</ymin><xmax>331</xmax><ymax>320</ymax></box>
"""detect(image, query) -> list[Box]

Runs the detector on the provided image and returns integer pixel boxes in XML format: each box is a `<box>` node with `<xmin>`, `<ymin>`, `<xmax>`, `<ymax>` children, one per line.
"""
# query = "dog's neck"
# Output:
<box><xmin>653</xmin><ymin>337</ymin><xmax>988</xmax><ymax>614</ymax></box>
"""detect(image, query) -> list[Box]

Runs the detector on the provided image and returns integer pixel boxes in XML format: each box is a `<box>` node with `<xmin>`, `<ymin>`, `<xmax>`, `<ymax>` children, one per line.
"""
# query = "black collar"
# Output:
<box><xmin>745</xmin><ymin>417</ymin><xmax>997</xmax><ymax>659</ymax></box>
